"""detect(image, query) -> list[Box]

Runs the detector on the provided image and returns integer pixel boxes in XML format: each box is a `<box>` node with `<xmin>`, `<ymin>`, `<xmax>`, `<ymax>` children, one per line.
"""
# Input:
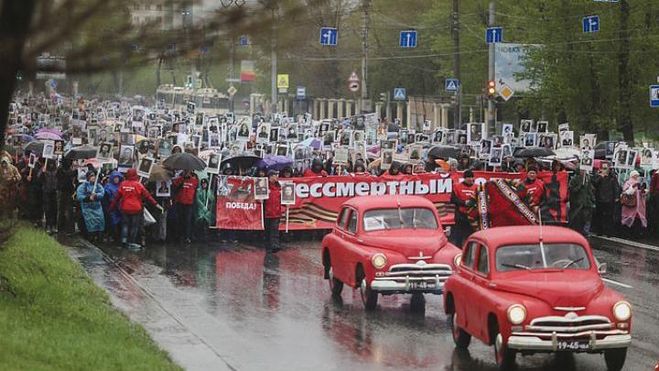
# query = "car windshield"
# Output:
<box><xmin>496</xmin><ymin>243</ymin><xmax>591</xmax><ymax>272</ymax></box>
<box><xmin>363</xmin><ymin>207</ymin><xmax>438</xmax><ymax>232</ymax></box>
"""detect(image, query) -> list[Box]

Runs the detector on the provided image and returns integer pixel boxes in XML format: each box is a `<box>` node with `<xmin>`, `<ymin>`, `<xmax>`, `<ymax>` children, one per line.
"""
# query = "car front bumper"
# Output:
<box><xmin>508</xmin><ymin>332</ymin><xmax>631</xmax><ymax>352</ymax></box>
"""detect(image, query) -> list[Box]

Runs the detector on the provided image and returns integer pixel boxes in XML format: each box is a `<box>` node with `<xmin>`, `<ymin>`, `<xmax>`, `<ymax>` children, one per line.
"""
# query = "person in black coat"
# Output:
<box><xmin>591</xmin><ymin>162</ymin><xmax>621</xmax><ymax>236</ymax></box>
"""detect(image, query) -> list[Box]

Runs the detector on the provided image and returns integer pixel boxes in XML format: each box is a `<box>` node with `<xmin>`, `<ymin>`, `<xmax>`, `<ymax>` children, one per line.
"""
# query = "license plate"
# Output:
<box><xmin>409</xmin><ymin>282</ymin><xmax>432</xmax><ymax>290</ymax></box>
<box><xmin>556</xmin><ymin>341</ymin><xmax>589</xmax><ymax>351</ymax></box>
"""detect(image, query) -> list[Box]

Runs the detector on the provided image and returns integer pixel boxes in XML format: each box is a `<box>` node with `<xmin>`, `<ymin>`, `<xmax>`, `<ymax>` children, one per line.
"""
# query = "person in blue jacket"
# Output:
<box><xmin>103</xmin><ymin>170</ymin><xmax>123</xmax><ymax>241</ymax></box>
<box><xmin>76</xmin><ymin>170</ymin><xmax>105</xmax><ymax>242</ymax></box>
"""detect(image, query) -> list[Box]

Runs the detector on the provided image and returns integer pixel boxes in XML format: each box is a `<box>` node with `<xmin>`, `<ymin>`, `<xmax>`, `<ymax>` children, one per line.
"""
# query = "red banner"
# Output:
<box><xmin>213</xmin><ymin>171</ymin><xmax>568</xmax><ymax>231</ymax></box>
<box><xmin>215</xmin><ymin>176</ymin><xmax>264</xmax><ymax>230</ymax></box>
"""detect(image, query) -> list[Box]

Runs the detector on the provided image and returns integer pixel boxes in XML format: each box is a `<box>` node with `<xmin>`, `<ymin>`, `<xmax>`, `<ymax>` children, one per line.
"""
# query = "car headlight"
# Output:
<box><xmin>507</xmin><ymin>304</ymin><xmax>527</xmax><ymax>325</ymax></box>
<box><xmin>453</xmin><ymin>253</ymin><xmax>462</xmax><ymax>268</ymax></box>
<box><xmin>613</xmin><ymin>301</ymin><xmax>632</xmax><ymax>321</ymax></box>
<box><xmin>371</xmin><ymin>253</ymin><xmax>387</xmax><ymax>269</ymax></box>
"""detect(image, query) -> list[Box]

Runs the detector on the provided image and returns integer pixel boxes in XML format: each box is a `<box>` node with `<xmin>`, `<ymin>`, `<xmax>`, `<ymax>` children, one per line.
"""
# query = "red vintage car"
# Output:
<box><xmin>444</xmin><ymin>226</ymin><xmax>632</xmax><ymax>370</ymax></box>
<box><xmin>322</xmin><ymin>195</ymin><xmax>462</xmax><ymax>311</ymax></box>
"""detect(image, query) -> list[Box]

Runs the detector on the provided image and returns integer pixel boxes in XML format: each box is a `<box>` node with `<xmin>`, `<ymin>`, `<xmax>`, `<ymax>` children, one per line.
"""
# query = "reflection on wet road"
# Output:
<box><xmin>67</xmin><ymin>235</ymin><xmax>659</xmax><ymax>371</ymax></box>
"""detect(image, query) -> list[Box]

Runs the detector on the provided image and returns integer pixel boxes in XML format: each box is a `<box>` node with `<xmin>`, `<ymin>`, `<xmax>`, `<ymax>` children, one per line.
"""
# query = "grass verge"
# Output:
<box><xmin>0</xmin><ymin>224</ymin><xmax>181</xmax><ymax>371</ymax></box>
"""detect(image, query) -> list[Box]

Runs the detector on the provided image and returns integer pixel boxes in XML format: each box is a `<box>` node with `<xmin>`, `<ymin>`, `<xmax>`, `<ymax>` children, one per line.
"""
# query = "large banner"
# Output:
<box><xmin>216</xmin><ymin>176</ymin><xmax>264</xmax><ymax>230</ymax></box>
<box><xmin>214</xmin><ymin>171</ymin><xmax>568</xmax><ymax>231</ymax></box>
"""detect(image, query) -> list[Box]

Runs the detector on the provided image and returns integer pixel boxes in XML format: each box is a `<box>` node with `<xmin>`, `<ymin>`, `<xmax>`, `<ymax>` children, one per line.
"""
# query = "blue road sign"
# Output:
<box><xmin>320</xmin><ymin>27</ymin><xmax>338</xmax><ymax>46</ymax></box>
<box><xmin>486</xmin><ymin>27</ymin><xmax>503</xmax><ymax>44</ymax></box>
<box><xmin>393</xmin><ymin>88</ymin><xmax>407</xmax><ymax>101</ymax></box>
<box><xmin>239</xmin><ymin>35</ymin><xmax>249</xmax><ymax>46</ymax></box>
<box><xmin>650</xmin><ymin>85</ymin><xmax>659</xmax><ymax>108</ymax></box>
<box><xmin>399</xmin><ymin>30</ymin><xmax>417</xmax><ymax>48</ymax></box>
<box><xmin>445</xmin><ymin>78</ymin><xmax>459</xmax><ymax>92</ymax></box>
<box><xmin>583</xmin><ymin>15</ymin><xmax>600</xmax><ymax>33</ymax></box>
<box><xmin>296</xmin><ymin>86</ymin><xmax>306</xmax><ymax>100</ymax></box>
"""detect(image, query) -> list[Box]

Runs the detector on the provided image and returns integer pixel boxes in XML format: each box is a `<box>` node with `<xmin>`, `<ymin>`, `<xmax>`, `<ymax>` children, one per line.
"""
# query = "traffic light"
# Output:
<box><xmin>487</xmin><ymin>80</ymin><xmax>496</xmax><ymax>98</ymax></box>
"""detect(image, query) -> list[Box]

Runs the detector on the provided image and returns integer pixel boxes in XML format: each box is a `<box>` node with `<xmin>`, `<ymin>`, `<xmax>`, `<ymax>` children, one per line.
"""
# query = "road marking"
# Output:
<box><xmin>592</xmin><ymin>235</ymin><xmax>659</xmax><ymax>253</ymax></box>
<box><xmin>602</xmin><ymin>278</ymin><xmax>633</xmax><ymax>289</ymax></box>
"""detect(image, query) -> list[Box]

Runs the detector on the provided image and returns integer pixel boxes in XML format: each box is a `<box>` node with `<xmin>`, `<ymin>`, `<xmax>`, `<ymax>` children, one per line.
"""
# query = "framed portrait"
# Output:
<box><xmin>280</xmin><ymin>182</ymin><xmax>296</xmax><ymax>205</ymax></box>
<box><xmin>237</xmin><ymin>122</ymin><xmax>251</xmax><ymax>142</ymax></box>
<box><xmin>257</xmin><ymin>122</ymin><xmax>271</xmax><ymax>144</ymax></box>
<box><xmin>42</xmin><ymin>140</ymin><xmax>55</xmax><ymax>159</ymax></box>
<box><xmin>97</xmin><ymin>142</ymin><xmax>114</xmax><ymax>160</ymax></box>
<box><xmin>580</xmin><ymin>149</ymin><xmax>594</xmax><ymax>172</ymax></box>
<box><xmin>118</xmin><ymin>145</ymin><xmax>134</xmax><ymax>167</ymax></box>
<box><xmin>432</xmin><ymin>129</ymin><xmax>444</xmax><ymax>144</ymax></box>
<box><xmin>156</xmin><ymin>180</ymin><xmax>172</xmax><ymax>198</ymax></box>
<box><xmin>480</xmin><ymin>139</ymin><xmax>492</xmax><ymax>158</ymax></box>
<box><xmin>206</xmin><ymin>153</ymin><xmax>222</xmax><ymax>174</ymax></box>
<box><xmin>537</xmin><ymin>121</ymin><xmax>548</xmax><ymax>133</ymax></box>
<box><xmin>489</xmin><ymin>147</ymin><xmax>503</xmax><ymax>167</ymax></box>
<box><xmin>254</xmin><ymin>177</ymin><xmax>269</xmax><ymax>200</ymax></box>
<box><xmin>520</xmin><ymin>119</ymin><xmax>533</xmax><ymax>133</ymax></box>
<box><xmin>381</xmin><ymin>150</ymin><xmax>394</xmax><ymax>170</ymax></box>
<box><xmin>560</xmin><ymin>131</ymin><xmax>574</xmax><ymax>147</ymax></box>
<box><xmin>524</xmin><ymin>132</ymin><xmax>538</xmax><ymax>147</ymax></box>
<box><xmin>137</xmin><ymin>157</ymin><xmax>155</xmax><ymax>179</ymax></box>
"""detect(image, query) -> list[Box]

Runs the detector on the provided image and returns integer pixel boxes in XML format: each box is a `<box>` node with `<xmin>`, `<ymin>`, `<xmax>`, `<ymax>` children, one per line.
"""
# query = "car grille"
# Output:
<box><xmin>375</xmin><ymin>263</ymin><xmax>453</xmax><ymax>282</ymax></box>
<box><xmin>512</xmin><ymin>315</ymin><xmax>625</xmax><ymax>340</ymax></box>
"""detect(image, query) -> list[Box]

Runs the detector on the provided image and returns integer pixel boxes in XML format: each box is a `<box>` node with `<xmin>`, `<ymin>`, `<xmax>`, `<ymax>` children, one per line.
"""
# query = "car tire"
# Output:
<box><xmin>604</xmin><ymin>348</ymin><xmax>627</xmax><ymax>371</ymax></box>
<box><xmin>494</xmin><ymin>332</ymin><xmax>516</xmax><ymax>370</ymax></box>
<box><xmin>410</xmin><ymin>293</ymin><xmax>425</xmax><ymax>313</ymax></box>
<box><xmin>449</xmin><ymin>312</ymin><xmax>471</xmax><ymax>349</ymax></box>
<box><xmin>360</xmin><ymin>278</ymin><xmax>378</xmax><ymax>311</ymax></box>
<box><xmin>328</xmin><ymin>267</ymin><xmax>343</xmax><ymax>297</ymax></box>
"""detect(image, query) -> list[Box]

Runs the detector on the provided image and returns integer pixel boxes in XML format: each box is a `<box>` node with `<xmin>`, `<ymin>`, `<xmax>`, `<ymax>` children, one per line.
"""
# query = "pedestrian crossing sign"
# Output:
<box><xmin>393</xmin><ymin>88</ymin><xmax>406</xmax><ymax>101</ymax></box>
<box><xmin>277</xmin><ymin>74</ymin><xmax>289</xmax><ymax>89</ymax></box>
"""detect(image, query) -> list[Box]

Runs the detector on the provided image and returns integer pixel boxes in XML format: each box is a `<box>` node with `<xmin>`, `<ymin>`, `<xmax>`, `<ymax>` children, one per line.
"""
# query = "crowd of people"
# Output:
<box><xmin>2</xmin><ymin>92</ymin><xmax>658</xmax><ymax>252</ymax></box>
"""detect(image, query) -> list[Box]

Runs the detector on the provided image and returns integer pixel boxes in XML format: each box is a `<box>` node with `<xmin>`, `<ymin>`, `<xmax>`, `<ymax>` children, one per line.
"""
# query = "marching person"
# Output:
<box><xmin>40</xmin><ymin>160</ymin><xmax>59</xmax><ymax>234</ymax></box>
<box><xmin>103</xmin><ymin>171</ymin><xmax>123</xmax><ymax>242</ymax></box>
<box><xmin>264</xmin><ymin>170</ymin><xmax>282</xmax><ymax>253</ymax></box>
<box><xmin>519</xmin><ymin>166</ymin><xmax>545</xmax><ymax>210</ymax></box>
<box><xmin>450</xmin><ymin>169</ymin><xmax>477</xmax><ymax>248</ymax></box>
<box><xmin>194</xmin><ymin>177</ymin><xmax>215</xmax><ymax>242</ymax></box>
<box><xmin>172</xmin><ymin>170</ymin><xmax>198</xmax><ymax>244</ymax></box>
<box><xmin>592</xmin><ymin>162</ymin><xmax>620</xmax><ymax>236</ymax></box>
<box><xmin>304</xmin><ymin>158</ymin><xmax>328</xmax><ymax>177</ymax></box>
<box><xmin>620</xmin><ymin>170</ymin><xmax>647</xmax><ymax>237</ymax></box>
<box><xmin>568</xmin><ymin>167</ymin><xmax>595</xmax><ymax>237</ymax></box>
<box><xmin>76</xmin><ymin>171</ymin><xmax>105</xmax><ymax>242</ymax></box>
<box><xmin>111</xmin><ymin>169</ymin><xmax>162</xmax><ymax>248</ymax></box>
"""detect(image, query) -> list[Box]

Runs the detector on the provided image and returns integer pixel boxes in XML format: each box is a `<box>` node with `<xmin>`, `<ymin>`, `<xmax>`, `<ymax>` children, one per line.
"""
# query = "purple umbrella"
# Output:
<box><xmin>35</xmin><ymin>131</ymin><xmax>62</xmax><ymax>140</ymax></box>
<box><xmin>255</xmin><ymin>155</ymin><xmax>294</xmax><ymax>171</ymax></box>
<box><xmin>37</xmin><ymin>128</ymin><xmax>63</xmax><ymax>136</ymax></box>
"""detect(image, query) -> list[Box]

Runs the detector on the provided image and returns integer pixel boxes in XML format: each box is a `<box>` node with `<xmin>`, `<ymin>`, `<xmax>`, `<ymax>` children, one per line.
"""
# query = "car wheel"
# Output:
<box><xmin>494</xmin><ymin>332</ymin><xmax>516</xmax><ymax>370</ymax></box>
<box><xmin>604</xmin><ymin>348</ymin><xmax>627</xmax><ymax>371</ymax></box>
<box><xmin>328</xmin><ymin>267</ymin><xmax>343</xmax><ymax>297</ymax></box>
<box><xmin>449</xmin><ymin>312</ymin><xmax>471</xmax><ymax>349</ymax></box>
<box><xmin>410</xmin><ymin>293</ymin><xmax>425</xmax><ymax>313</ymax></box>
<box><xmin>360</xmin><ymin>278</ymin><xmax>378</xmax><ymax>311</ymax></box>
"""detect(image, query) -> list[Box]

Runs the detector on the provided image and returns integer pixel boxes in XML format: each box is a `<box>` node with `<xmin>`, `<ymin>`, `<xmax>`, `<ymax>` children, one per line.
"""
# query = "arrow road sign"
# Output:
<box><xmin>320</xmin><ymin>27</ymin><xmax>338</xmax><ymax>46</ymax></box>
<box><xmin>239</xmin><ymin>35</ymin><xmax>249</xmax><ymax>46</ymax></box>
<box><xmin>399</xmin><ymin>30</ymin><xmax>417</xmax><ymax>48</ymax></box>
<box><xmin>486</xmin><ymin>27</ymin><xmax>503</xmax><ymax>44</ymax></box>
<box><xmin>583</xmin><ymin>15</ymin><xmax>600</xmax><ymax>33</ymax></box>
<box><xmin>445</xmin><ymin>78</ymin><xmax>459</xmax><ymax>92</ymax></box>
<box><xmin>393</xmin><ymin>88</ymin><xmax>406</xmax><ymax>101</ymax></box>
<box><xmin>650</xmin><ymin>85</ymin><xmax>659</xmax><ymax>108</ymax></box>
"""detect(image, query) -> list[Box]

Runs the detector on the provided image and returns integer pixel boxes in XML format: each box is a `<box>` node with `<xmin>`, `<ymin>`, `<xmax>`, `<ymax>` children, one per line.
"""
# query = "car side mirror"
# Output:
<box><xmin>597</xmin><ymin>262</ymin><xmax>607</xmax><ymax>275</ymax></box>
<box><xmin>443</xmin><ymin>226</ymin><xmax>451</xmax><ymax>237</ymax></box>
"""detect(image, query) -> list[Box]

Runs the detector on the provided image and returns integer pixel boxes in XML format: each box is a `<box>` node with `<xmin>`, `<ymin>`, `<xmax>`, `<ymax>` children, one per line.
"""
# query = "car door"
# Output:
<box><xmin>472</xmin><ymin>243</ymin><xmax>492</xmax><ymax>340</ymax></box>
<box><xmin>456</xmin><ymin>240</ymin><xmax>479</xmax><ymax>335</ymax></box>
<box><xmin>332</xmin><ymin>207</ymin><xmax>353</xmax><ymax>283</ymax></box>
<box><xmin>343</xmin><ymin>209</ymin><xmax>361</xmax><ymax>286</ymax></box>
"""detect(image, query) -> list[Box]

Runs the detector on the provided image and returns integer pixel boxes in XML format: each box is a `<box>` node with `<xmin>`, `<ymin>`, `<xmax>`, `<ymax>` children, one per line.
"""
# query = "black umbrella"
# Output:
<box><xmin>162</xmin><ymin>152</ymin><xmax>206</xmax><ymax>171</ymax></box>
<box><xmin>221</xmin><ymin>155</ymin><xmax>261</xmax><ymax>171</ymax></box>
<box><xmin>427</xmin><ymin>145</ymin><xmax>460</xmax><ymax>160</ymax></box>
<box><xmin>23</xmin><ymin>141</ymin><xmax>45</xmax><ymax>154</ymax></box>
<box><xmin>64</xmin><ymin>145</ymin><xmax>98</xmax><ymax>160</ymax></box>
<box><xmin>515</xmin><ymin>147</ymin><xmax>555</xmax><ymax>158</ymax></box>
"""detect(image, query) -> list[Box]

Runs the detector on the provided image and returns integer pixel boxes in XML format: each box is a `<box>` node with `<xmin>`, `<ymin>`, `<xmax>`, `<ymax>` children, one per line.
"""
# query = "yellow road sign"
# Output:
<box><xmin>277</xmin><ymin>74</ymin><xmax>289</xmax><ymax>89</ymax></box>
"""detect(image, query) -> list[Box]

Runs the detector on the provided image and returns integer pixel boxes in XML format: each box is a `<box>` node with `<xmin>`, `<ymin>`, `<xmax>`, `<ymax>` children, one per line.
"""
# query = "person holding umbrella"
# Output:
<box><xmin>264</xmin><ymin>170</ymin><xmax>282</xmax><ymax>253</ymax></box>
<box><xmin>76</xmin><ymin>170</ymin><xmax>105</xmax><ymax>242</ymax></box>
<box><xmin>172</xmin><ymin>170</ymin><xmax>199</xmax><ymax>244</ymax></box>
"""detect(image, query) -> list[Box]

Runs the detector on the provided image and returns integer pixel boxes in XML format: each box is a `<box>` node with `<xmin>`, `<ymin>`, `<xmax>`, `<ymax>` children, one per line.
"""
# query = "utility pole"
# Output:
<box><xmin>361</xmin><ymin>0</ymin><xmax>370</xmax><ymax>112</ymax></box>
<box><xmin>229</xmin><ymin>35</ymin><xmax>235</xmax><ymax>112</ymax></box>
<box><xmin>486</xmin><ymin>0</ymin><xmax>496</xmax><ymax>138</ymax></box>
<box><xmin>270</xmin><ymin>6</ymin><xmax>278</xmax><ymax>114</ymax></box>
<box><xmin>452</xmin><ymin>0</ymin><xmax>461</xmax><ymax>128</ymax></box>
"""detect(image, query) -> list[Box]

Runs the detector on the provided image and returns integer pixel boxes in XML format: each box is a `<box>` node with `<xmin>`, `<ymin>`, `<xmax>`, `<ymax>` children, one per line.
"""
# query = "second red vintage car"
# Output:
<box><xmin>444</xmin><ymin>226</ymin><xmax>632</xmax><ymax>371</ymax></box>
<box><xmin>322</xmin><ymin>195</ymin><xmax>462</xmax><ymax>311</ymax></box>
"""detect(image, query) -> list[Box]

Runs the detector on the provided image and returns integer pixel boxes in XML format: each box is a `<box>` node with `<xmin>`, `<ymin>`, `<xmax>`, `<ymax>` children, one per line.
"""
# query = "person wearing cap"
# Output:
<box><xmin>451</xmin><ymin>169</ymin><xmax>478</xmax><ymax>247</ymax></box>
<box><xmin>518</xmin><ymin>165</ymin><xmax>545</xmax><ymax>210</ymax></box>
<box><xmin>264</xmin><ymin>169</ymin><xmax>282</xmax><ymax>253</ymax></box>
<box><xmin>76</xmin><ymin>170</ymin><xmax>105</xmax><ymax>242</ymax></box>
<box><xmin>621</xmin><ymin>170</ymin><xmax>647</xmax><ymax>236</ymax></box>
<box><xmin>110</xmin><ymin>168</ymin><xmax>162</xmax><ymax>248</ymax></box>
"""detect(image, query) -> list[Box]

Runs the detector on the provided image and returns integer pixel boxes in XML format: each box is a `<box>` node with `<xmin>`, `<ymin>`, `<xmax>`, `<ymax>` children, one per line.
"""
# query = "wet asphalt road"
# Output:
<box><xmin>67</xmin><ymin>234</ymin><xmax>659</xmax><ymax>371</ymax></box>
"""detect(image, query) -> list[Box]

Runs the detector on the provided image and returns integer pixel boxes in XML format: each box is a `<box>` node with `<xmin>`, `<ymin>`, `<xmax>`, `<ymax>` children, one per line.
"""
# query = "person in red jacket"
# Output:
<box><xmin>264</xmin><ymin>169</ymin><xmax>282</xmax><ymax>253</ymax></box>
<box><xmin>172</xmin><ymin>170</ymin><xmax>199</xmax><ymax>244</ymax></box>
<box><xmin>450</xmin><ymin>169</ymin><xmax>478</xmax><ymax>247</ymax></box>
<box><xmin>519</xmin><ymin>166</ymin><xmax>545</xmax><ymax>210</ymax></box>
<box><xmin>111</xmin><ymin>169</ymin><xmax>162</xmax><ymax>248</ymax></box>
<box><xmin>303</xmin><ymin>158</ymin><xmax>328</xmax><ymax>177</ymax></box>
